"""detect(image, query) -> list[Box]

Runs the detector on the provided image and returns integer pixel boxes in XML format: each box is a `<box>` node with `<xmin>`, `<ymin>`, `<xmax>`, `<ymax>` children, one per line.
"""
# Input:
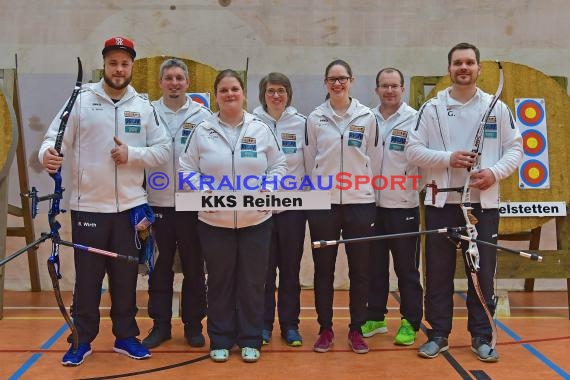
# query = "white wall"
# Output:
<box><xmin>2</xmin><ymin>0</ymin><xmax>568</xmax><ymax>290</ymax></box>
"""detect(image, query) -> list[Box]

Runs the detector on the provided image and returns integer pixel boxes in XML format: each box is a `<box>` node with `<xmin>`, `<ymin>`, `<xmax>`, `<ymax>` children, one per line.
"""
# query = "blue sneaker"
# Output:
<box><xmin>282</xmin><ymin>329</ymin><xmax>303</xmax><ymax>347</ymax></box>
<box><xmin>61</xmin><ymin>343</ymin><xmax>92</xmax><ymax>366</ymax></box>
<box><xmin>114</xmin><ymin>337</ymin><xmax>151</xmax><ymax>359</ymax></box>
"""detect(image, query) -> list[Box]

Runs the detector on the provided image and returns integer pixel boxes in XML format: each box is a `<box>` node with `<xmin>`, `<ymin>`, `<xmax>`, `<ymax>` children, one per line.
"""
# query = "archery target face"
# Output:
<box><xmin>522</xmin><ymin>130</ymin><xmax>546</xmax><ymax>156</ymax></box>
<box><xmin>516</xmin><ymin>99</ymin><xmax>544</xmax><ymax>127</ymax></box>
<box><xmin>520</xmin><ymin>159</ymin><xmax>548</xmax><ymax>188</ymax></box>
<box><xmin>515</xmin><ymin>98</ymin><xmax>550</xmax><ymax>189</ymax></box>
<box><xmin>188</xmin><ymin>93</ymin><xmax>210</xmax><ymax>108</ymax></box>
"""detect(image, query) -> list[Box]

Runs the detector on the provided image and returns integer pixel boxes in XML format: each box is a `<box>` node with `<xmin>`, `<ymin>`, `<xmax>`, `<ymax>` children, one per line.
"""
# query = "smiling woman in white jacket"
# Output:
<box><xmin>304</xmin><ymin>59</ymin><xmax>380</xmax><ymax>355</ymax></box>
<box><xmin>253</xmin><ymin>72</ymin><xmax>307</xmax><ymax>347</ymax></box>
<box><xmin>178</xmin><ymin>69</ymin><xmax>286</xmax><ymax>364</ymax></box>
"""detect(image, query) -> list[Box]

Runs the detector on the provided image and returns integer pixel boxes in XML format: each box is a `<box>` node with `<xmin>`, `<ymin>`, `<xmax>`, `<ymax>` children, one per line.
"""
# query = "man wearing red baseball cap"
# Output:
<box><xmin>102</xmin><ymin>36</ymin><xmax>136</xmax><ymax>59</ymax></box>
<box><xmin>100</xmin><ymin>36</ymin><xmax>137</xmax><ymax>96</ymax></box>
<box><xmin>40</xmin><ymin>37</ymin><xmax>170</xmax><ymax>366</ymax></box>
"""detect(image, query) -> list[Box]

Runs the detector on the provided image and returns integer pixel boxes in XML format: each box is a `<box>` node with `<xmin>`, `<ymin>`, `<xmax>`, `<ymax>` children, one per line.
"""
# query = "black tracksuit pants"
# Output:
<box><xmin>308</xmin><ymin>203</ymin><xmax>375</xmax><ymax>333</ymax></box>
<box><xmin>367</xmin><ymin>206</ymin><xmax>423</xmax><ymax>330</ymax></box>
<box><xmin>198</xmin><ymin>218</ymin><xmax>272</xmax><ymax>350</ymax></box>
<box><xmin>263</xmin><ymin>210</ymin><xmax>306</xmax><ymax>333</ymax></box>
<box><xmin>71</xmin><ymin>210</ymin><xmax>140</xmax><ymax>344</ymax></box>
<box><xmin>147</xmin><ymin>208</ymin><xmax>206</xmax><ymax>333</ymax></box>
<box><xmin>424</xmin><ymin>204</ymin><xmax>498</xmax><ymax>340</ymax></box>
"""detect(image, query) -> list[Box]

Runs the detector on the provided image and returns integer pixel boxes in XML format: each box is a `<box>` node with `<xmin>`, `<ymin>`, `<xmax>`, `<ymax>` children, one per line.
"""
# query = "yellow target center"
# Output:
<box><xmin>527</xmin><ymin>137</ymin><xmax>538</xmax><ymax>149</ymax></box>
<box><xmin>528</xmin><ymin>167</ymin><xmax>541</xmax><ymax>179</ymax></box>
<box><xmin>524</xmin><ymin>108</ymin><xmax>537</xmax><ymax>119</ymax></box>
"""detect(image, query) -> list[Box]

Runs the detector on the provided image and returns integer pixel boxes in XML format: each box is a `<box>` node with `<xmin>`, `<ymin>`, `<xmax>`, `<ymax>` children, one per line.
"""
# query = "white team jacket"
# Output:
<box><xmin>38</xmin><ymin>80</ymin><xmax>171</xmax><ymax>213</ymax></box>
<box><xmin>252</xmin><ymin>105</ymin><xmax>306</xmax><ymax>185</ymax></box>
<box><xmin>406</xmin><ymin>88</ymin><xmax>523</xmax><ymax>208</ymax></box>
<box><xmin>372</xmin><ymin>102</ymin><xmax>419</xmax><ymax>208</ymax></box>
<box><xmin>179</xmin><ymin>111</ymin><xmax>287</xmax><ymax>229</ymax></box>
<box><xmin>147</xmin><ymin>97</ymin><xmax>212</xmax><ymax>207</ymax></box>
<box><xmin>304</xmin><ymin>98</ymin><xmax>380</xmax><ymax>205</ymax></box>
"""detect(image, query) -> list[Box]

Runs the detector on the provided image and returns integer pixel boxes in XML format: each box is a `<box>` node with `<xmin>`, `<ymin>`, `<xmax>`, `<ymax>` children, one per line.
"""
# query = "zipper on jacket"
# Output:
<box><xmin>156</xmin><ymin>109</ymin><xmax>179</xmax><ymax>203</ymax></box>
<box><xmin>171</xmin><ymin>135</ymin><xmax>176</xmax><ymax>201</ymax></box>
<box><xmin>216</xmin><ymin>121</ymin><xmax>241</xmax><ymax>229</ymax></box>
<box><xmin>377</xmin><ymin>113</ymin><xmax>413</xmax><ymax>204</ymax></box>
<box><xmin>115</xmin><ymin>106</ymin><xmax>119</xmax><ymax>212</ymax></box>
<box><xmin>160</xmin><ymin>107</ymin><xmax>205</xmax><ymax>203</ymax></box>
<box><xmin>232</xmin><ymin>150</ymin><xmax>237</xmax><ymax>228</ymax></box>
<box><xmin>340</xmin><ymin>134</ymin><xmax>344</xmax><ymax>204</ymax></box>
<box><xmin>338</xmin><ymin>113</ymin><xmax>368</xmax><ymax>205</ymax></box>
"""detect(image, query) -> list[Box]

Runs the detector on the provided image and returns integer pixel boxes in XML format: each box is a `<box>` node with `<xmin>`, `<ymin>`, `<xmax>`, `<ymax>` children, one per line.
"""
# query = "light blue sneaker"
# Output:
<box><xmin>210</xmin><ymin>349</ymin><xmax>230</xmax><ymax>362</ymax></box>
<box><xmin>113</xmin><ymin>337</ymin><xmax>151</xmax><ymax>359</ymax></box>
<box><xmin>241</xmin><ymin>347</ymin><xmax>260</xmax><ymax>362</ymax></box>
<box><xmin>471</xmin><ymin>337</ymin><xmax>499</xmax><ymax>362</ymax></box>
<box><xmin>61</xmin><ymin>343</ymin><xmax>92</xmax><ymax>366</ymax></box>
<box><xmin>417</xmin><ymin>337</ymin><xmax>449</xmax><ymax>359</ymax></box>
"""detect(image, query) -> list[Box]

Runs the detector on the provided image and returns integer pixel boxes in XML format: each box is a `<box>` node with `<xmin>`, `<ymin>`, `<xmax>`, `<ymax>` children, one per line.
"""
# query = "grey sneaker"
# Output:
<box><xmin>471</xmin><ymin>337</ymin><xmax>499</xmax><ymax>362</ymax></box>
<box><xmin>417</xmin><ymin>336</ymin><xmax>449</xmax><ymax>359</ymax></box>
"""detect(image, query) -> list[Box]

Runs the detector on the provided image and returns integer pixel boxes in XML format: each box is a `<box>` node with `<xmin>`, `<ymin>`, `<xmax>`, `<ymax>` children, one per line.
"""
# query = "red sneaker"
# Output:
<box><xmin>348</xmin><ymin>330</ymin><xmax>369</xmax><ymax>354</ymax></box>
<box><xmin>313</xmin><ymin>329</ymin><xmax>334</xmax><ymax>353</ymax></box>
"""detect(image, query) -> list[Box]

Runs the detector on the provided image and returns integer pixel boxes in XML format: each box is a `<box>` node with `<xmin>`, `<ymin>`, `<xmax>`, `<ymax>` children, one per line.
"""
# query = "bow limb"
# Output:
<box><xmin>47</xmin><ymin>248</ymin><xmax>78</xmax><ymax>350</ymax></box>
<box><xmin>46</xmin><ymin>57</ymin><xmax>83</xmax><ymax>351</ymax></box>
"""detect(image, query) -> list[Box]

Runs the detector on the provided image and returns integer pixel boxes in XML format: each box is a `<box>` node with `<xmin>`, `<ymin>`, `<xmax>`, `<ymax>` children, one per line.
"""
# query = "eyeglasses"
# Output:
<box><xmin>326</xmin><ymin>76</ymin><xmax>351</xmax><ymax>84</ymax></box>
<box><xmin>266</xmin><ymin>88</ymin><xmax>287</xmax><ymax>96</ymax></box>
<box><xmin>378</xmin><ymin>84</ymin><xmax>402</xmax><ymax>90</ymax></box>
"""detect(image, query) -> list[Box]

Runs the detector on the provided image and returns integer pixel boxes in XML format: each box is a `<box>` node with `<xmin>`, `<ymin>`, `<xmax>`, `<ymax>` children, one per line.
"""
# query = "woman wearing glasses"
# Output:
<box><xmin>253</xmin><ymin>73</ymin><xmax>307</xmax><ymax>347</ymax></box>
<box><xmin>304</xmin><ymin>59</ymin><xmax>380</xmax><ymax>354</ymax></box>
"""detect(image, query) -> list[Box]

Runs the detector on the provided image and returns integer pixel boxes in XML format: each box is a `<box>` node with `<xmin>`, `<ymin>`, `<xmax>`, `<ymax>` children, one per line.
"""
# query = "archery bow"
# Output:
<box><xmin>38</xmin><ymin>57</ymin><xmax>84</xmax><ymax>351</ymax></box>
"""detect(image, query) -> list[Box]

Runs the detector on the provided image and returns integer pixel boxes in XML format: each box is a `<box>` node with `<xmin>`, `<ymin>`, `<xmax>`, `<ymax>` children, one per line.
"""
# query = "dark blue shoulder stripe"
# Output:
<box><xmin>414</xmin><ymin>98</ymin><xmax>434</xmax><ymax>131</ymax></box>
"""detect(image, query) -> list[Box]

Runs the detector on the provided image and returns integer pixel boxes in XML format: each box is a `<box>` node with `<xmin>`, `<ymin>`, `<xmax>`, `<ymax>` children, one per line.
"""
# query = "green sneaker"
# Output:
<box><xmin>361</xmin><ymin>320</ymin><xmax>388</xmax><ymax>338</ymax></box>
<box><xmin>394</xmin><ymin>319</ymin><xmax>416</xmax><ymax>346</ymax></box>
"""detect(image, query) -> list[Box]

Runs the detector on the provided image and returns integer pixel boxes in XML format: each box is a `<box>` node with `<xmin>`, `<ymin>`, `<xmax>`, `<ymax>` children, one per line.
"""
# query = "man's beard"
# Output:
<box><xmin>451</xmin><ymin>71</ymin><xmax>478</xmax><ymax>86</ymax></box>
<box><xmin>104</xmin><ymin>73</ymin><xmax>132</xmax><ymax>91</ymax></box>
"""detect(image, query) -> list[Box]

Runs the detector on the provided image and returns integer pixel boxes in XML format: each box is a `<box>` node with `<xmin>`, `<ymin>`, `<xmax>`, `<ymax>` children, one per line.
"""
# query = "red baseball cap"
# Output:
<box><xmin>102</xmin><ymin>36</ymin><xmax>136</xmax><ymax>59</ymax></box>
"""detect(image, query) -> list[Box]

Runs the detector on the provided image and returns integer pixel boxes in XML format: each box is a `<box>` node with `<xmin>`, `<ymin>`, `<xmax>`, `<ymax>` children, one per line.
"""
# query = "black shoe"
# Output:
<box><xmin>184</xmin><ymin>324</ymin><xmax>205</xmax><ymax>347</ymax></box>
<box><xmin>186</xmin><ymin>331</ymin><xmax>206</xmax><ymax>347</ymax></box>
<box><xmin>142</xmin><ymin>325</ymin><xmax>171</xmax><ymax>348</ymax></box>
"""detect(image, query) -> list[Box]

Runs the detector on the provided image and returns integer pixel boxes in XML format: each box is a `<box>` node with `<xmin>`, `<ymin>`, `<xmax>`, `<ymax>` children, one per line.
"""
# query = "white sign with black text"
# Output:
<box><xmin>498</xmin><ymin>201</ymin><xmax>566</xmax><ymax>217</ymax></box>
<box><xmin>176</xmin><ymin>191</ymin><xmax>331</xmax><ymax>211</ymax></box>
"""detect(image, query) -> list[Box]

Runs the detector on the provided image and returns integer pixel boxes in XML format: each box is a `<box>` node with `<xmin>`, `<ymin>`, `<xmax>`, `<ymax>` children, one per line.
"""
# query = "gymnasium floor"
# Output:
<box><xmin>0</xmin><ymin>289</ymin><xmax>568</xmax><ymax>379</ymax></box>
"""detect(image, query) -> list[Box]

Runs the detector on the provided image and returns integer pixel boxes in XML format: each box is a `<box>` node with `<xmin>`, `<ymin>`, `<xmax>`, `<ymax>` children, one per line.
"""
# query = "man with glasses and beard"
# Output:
<box><xmin>39</xmin><ymin>36</ymin><xmax>170</xmax><ymax>366</ymax></box>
